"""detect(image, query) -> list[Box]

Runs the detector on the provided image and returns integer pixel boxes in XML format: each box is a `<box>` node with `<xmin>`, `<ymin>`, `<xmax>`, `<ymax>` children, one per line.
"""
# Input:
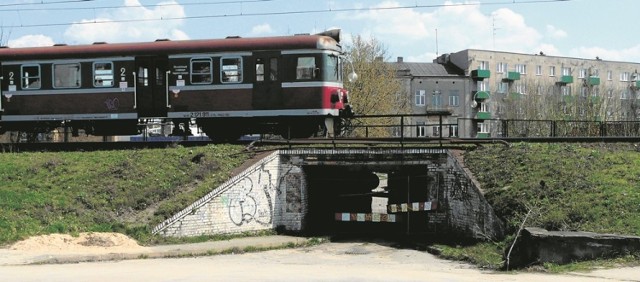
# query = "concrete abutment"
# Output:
<box><xmin>152</xmin><ymin>148</ymin><xmax>505</xmax><ymax>242</ymax></box>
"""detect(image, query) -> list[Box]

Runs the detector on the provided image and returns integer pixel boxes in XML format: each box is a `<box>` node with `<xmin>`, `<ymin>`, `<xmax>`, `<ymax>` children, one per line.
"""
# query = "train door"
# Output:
<box><xmin>135</xmin><ymin>56</ymin><xmax>169</xmax><ymax>118</ymax></box>
<box><xmin>252</xmin><ymin>52</ymin><xmax>281</xmax><ymax>109</ymax></box>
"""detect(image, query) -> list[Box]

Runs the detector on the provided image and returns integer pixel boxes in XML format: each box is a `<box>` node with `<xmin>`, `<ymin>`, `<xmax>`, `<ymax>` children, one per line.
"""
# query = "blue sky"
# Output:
<box><xmin>2</xmin><ymin>0</ymin><xmax>639</xmax><ymax>63</ymax></box>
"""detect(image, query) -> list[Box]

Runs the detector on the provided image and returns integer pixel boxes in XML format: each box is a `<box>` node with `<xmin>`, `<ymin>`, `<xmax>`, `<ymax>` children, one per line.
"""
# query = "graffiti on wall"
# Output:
<box><xmin>282</xmin><ymin>173</ymin><xmax>304</xmax><ymax>213</ymax></box>
<box><xmin>221</xmin><ymin>163</ymin><xmax>276</xmax><ymax>227</ymax></box>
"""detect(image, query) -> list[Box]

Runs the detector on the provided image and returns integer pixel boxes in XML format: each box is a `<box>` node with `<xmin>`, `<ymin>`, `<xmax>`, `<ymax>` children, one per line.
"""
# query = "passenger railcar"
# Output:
<box><xmin>0</xmin><ymin>30</ymin><xmax>353</xmax><ymax>140</ymax></box>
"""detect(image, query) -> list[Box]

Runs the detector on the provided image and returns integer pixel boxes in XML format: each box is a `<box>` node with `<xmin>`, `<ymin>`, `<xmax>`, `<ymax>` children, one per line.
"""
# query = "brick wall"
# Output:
<box><xmin>153</xmin><ymin>149</ymin><xmax>504</xmax><ymax>241</ymax></box>
<box><xmin>154</xmin><ymin>151</ymin><xmax>308</xmax><ymax>237</ymax></box>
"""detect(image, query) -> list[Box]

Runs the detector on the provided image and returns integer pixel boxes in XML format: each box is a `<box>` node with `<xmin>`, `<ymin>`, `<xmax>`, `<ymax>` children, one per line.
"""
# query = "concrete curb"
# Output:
<box><xmin>0</xmin><ymin>235</ymin><xmax>310</xmax><ymax>266</ymax></box>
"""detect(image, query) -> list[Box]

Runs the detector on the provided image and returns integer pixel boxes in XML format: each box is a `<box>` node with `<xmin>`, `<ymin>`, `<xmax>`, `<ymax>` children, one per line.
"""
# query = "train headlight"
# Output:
<box><xmin>342</xmin><ymin>90</ymin><xmax>349</xmax><ymax>104</ymax></box>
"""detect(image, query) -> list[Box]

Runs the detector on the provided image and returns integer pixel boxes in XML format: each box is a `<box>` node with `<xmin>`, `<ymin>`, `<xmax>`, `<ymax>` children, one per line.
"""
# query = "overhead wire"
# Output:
<box><xmin>0</xmin><ymin>0</ymin><xmax>571</xmax><ymax>29</ymax></box>
<box><xmin>0</xmin><ymin>0</ymin><xmax>274</xmax><ymax>12</ymax></box>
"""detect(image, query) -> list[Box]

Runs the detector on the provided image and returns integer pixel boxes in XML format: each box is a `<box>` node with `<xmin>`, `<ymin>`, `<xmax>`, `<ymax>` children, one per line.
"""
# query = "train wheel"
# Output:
<box><xmin>201</xmin><ymin>124</ymin><xmax>242</xmax><ymax>143</ymax></box>
<box><xmin>281</xmin><ymin>123</ymin><xmax>319</xmax><ymax>139</ymax></box>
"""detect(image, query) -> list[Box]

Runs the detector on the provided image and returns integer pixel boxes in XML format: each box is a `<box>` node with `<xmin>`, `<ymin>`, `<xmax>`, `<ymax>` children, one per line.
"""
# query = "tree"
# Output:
<box><xmin>342</xmin><ymin>35</ymin><xmax>408</xmax><ymax>137</ymax></box>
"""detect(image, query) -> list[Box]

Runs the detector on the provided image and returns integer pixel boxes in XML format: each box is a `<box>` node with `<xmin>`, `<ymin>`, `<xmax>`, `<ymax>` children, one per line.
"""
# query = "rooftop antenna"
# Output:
<box><xmin>435</xmin><ymin>28</ymin><xmax>438</xmax><ymax>57</ymax></box>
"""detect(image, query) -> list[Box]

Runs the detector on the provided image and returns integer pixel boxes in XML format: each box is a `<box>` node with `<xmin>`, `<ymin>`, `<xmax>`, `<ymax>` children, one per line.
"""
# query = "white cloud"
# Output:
<box><xmin>63</xmin><ymin>0</ymin><xmax>188</xmax><ymax>44</ymax></box>
<box><xmin>8</xmin><ymin>34</ymin><xmax>55</xmax><ymax>48</ymax></box>
<box><xmin>250</xmin><ymin>24</ymin><xmax>274</xmax><ymax>35</ymax></box>
<box><xmin>546</xmin><ymin>25</ymin><xmax>567</xmax><ymax>39</ymax></box>
<box><xmin>570</xmin><ymin>44</ymin><xmax>640</xmax><ymax>62</ymax></box>
<box><xmin>336</xmin><ymin>1</ymin><xmax>549</xmax><ymax>58</ymax></box>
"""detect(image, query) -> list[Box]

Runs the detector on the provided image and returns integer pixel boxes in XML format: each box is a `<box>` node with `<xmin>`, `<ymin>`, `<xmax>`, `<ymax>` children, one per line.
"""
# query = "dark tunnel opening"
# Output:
<box><xmin>302</xmin><ymin>165</ymin><xmax>440</xmax><ymax>238</ymax></box>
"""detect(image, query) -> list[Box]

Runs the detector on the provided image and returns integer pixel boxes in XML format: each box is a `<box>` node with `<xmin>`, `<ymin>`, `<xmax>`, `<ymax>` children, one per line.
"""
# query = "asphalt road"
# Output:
<box><xmin>1</xmin><ymin>239</ymin><xmax>640</xmax><ymax>282</ymax></box>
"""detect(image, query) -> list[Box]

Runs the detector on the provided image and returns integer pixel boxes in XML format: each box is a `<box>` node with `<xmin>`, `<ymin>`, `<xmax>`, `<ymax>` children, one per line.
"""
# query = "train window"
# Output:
<box><xmin>296</xmin><ymin>57</ymin><xmax>316</xmax><ymax>80</ymax></box>
<box><xmin>93</xmin><ymin>62</ymin><xmax>114</xmax><ymax>87</ymax></box>
<box><xmin>270</xmin><ymin>58</ymin><xmax>278</xmax><ymax>81</ymax></box>
<box><xmin>256</xmin><ymin>58</ymin><xmax>265</xmax><ymax>82</ymax></box>
<box><xmin>221</xmin><ymin>57</ymin><xmax>242</xmax><ymax>83</ymax></box>
<box><xmin>191</xmin><ymin>58</ymin><xmax>212</xmax><ymax>84</ymax></box>
<box><xmin>21</xmin><ymin>65</ymin><xmax>41</xmax><ymax>89</ymax></box>
<box><xmin>138</xmin><ymin>67</ymin><xmax>149</xmax><ymax>86</ymax></box>
<box><xmin>53</xmin><ymin>63</ymin><xmax>81</xmax><ymax>88</ymax></box>
<box><xmin>325</xmin><ymin>54</ymin><xmax>340</xmax><ymax>81</ymax></box>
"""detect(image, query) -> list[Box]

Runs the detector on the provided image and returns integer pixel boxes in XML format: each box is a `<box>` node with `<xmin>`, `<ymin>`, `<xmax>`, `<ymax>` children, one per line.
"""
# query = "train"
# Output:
<box><xmin>0</xmin><ymin>29</ymin><xmax>354</xmax><ymax>141</ymax></box>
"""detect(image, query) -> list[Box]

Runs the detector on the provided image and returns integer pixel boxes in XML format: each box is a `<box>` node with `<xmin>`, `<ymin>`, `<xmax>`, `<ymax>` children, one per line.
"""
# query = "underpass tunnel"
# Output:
<box><xmin>303</xmin><ymin>165</ymin><xmax>440</xmax><ymax>237</ymax></box>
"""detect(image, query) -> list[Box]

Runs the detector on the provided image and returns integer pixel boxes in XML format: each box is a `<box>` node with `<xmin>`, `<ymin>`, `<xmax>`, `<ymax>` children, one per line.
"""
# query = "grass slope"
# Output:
<box><xmin>0</xmin><ymin>144</ymin><xmax>249</xmax><ymax>246</ymax></box>
<box><xmin>465</xmin><ymin>143</ymin><xmax>640</xmax><ymax>235</ymax></box>
<box><xmin>442</xmin><ymin>143</ymin><xmax>640</xmax><ymax>269</ymax></box>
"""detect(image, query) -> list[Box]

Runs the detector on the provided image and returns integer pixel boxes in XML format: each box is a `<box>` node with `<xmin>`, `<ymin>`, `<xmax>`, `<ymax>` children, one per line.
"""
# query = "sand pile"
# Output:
<box><xmin>10</xmin><ymin>232</ymin><xmax>144</xmax><ymax>253</ymax></box>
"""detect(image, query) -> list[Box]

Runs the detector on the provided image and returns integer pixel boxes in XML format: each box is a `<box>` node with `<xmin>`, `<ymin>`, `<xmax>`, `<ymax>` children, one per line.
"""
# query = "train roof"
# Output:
<box><xmin>0</xmin><ymin>30</ymin><xmax>343</xmax><ymax>61</ymax></box>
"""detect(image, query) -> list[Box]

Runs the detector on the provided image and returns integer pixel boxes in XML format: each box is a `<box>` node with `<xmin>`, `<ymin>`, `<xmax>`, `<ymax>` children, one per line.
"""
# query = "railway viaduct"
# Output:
<box><xmin>152</xmin><ymin>148</ymin><xmax>505</xmax><ymax>242</ymax></box>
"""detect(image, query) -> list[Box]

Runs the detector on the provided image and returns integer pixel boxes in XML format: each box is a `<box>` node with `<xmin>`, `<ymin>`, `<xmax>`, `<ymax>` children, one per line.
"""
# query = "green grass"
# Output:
<box><xmin>3</xmin><ymin>142</ymin><xmax>640</xmax><ymax>271</ymax></box>
<box><xmin>0</xmin><ymin>144</ymin><xmax>249</xmax><ymax>246</ymax></box>
<box><xmin>460</xmin><ymin>143</ymin><xmax>640</xmax><ymax>270</ymax></box>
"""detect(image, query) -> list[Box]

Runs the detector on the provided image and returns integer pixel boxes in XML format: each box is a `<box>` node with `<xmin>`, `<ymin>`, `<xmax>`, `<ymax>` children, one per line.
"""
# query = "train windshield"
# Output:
<box><xmin>324</xmin><ymin>54</ymin><xmax>342</xmax><ymax>82</ymax></box>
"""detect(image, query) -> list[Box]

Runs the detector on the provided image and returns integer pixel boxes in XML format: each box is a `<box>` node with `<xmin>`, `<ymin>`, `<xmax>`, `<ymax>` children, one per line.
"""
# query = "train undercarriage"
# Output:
<box><xmin>0</xmin><ymin>115</ymin><xmax>349</xmax><ymax>143</ymax></box>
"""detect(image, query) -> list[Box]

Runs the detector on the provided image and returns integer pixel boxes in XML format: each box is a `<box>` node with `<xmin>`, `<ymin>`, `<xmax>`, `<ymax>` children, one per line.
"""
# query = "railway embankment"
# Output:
<box><xmin>1</xmin><ymin>142</ymin><xmax>640</xmax><ymax>270</ymax></box>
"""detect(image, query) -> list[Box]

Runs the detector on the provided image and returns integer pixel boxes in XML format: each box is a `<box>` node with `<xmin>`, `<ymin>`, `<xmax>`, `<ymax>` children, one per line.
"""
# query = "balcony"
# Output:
<box><xmin>473</xmin><ymin>91</ymin><xmax>490</xmax><ymax>101</ymax></box>
<box><xmin>476</xmin><ymin>132</ymin><xmax>490</xmax><ymax>138</ymax></box>
<box><xmin>503</xmin><ymin>71</ymin><xmax>521</xmax><ymax>81</ymax></box>
<box><xmin>471</xmin><ymin>69</ymin><xmax>491</xmax><ymax>80</ymax></box>
<box><xmin>557</xmin><ymin>75</ymin><xmax>574</xmax><ymax>84</ymax></box>
<box><xmin>476</xmin><ymin>111</ymin><xmax>491</xmax><ymax>120</ymax></box>
<box><xmin>510</xmin><ymin>92</ymin><xmax>522</xmax><ymax>99</ymax></box>
<box><xmin>588</xmin><ymin>76</ymin><xmax>600</xmax><ymax>86</ymax></box>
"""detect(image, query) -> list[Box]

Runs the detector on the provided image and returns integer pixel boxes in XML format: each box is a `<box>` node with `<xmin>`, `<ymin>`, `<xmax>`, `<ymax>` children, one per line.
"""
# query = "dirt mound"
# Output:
<box><xmin>10</xmin><ymin>232</ymin><xmax>144</xmax><ymax>253</ymax></box>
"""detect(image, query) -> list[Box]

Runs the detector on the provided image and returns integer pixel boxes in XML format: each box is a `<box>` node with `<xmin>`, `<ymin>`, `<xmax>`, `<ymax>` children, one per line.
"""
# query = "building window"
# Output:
<box><xmin>21</xmin><ymin>65</ymin><xmax>42</xmax><ymax>89</ymax></box>
<box><xmin>432</xmin><ymin>92</ymin><xmax>442</xmax><ymax>107</ymax></box>
<box><xmin>549</xmin><ymin>66</ymin><xmax>556</xmax><ymax>77</ymax></box>
<box><xmin>221</xmin><ymin>57</ymin><xmax>243</xmax><ymax>83</ymax></box>
<box><xmin>479</xmin><ymin>102</ymin><xmax>488</xmax><ymax>113</ymax></box>
<box><xmin>621</xmin><ymin>89</ymin><xmax>630</xmax><ymax>99</ymax></box>
<box><xmin>415</xmin><ymin>90</ymin><xmax>426</xmax><ymax>106</ymax></box>
<box><xmin>191</xmin><ymin>58</ymin><xmax>212</xmax><ymax>84</ymax></box>
<box><xmin>477</xmin><ymin>80</ymin><xmax>488</xmax><ymax>91</ymax></box>
<box><xmin>432</xmin><ymin>126</ymin><xmax>440</xmax><ymax>137</ymax></box>
<box><xmin>516</xmin><ymin>82</ymin><xmax>527</xmax><ymax>95</ymax></box>
<box><xmin>592</xmin><ymin>87</ymin><xmax>599</xmax><ymax>97</ymax></box>
<box><xmin>448</xmin><ymin>90</ymin><xmax>459</xmax><ymax>107</ymax></box>
<box><xmin>479</xmin><ymin>61</ymin><xmax>489</xmax><ymax>70</ymax></box>
<box><xmin>478</xmin><ymin>122</ymin><xmax>489</xmax><ymax>133</ymax></box>
<box><xmin>515</xmin><ymin>64</ymin><xmax>527</xmax><ymax>74</ymax></box>
<box><xmin>497</xmin><ymin>62</ymin><xmax>507</xmax><ymax>73</ymax></box>
<box><xmin>416</xmin><ymin>122</ymin><xmax>426</xmax><ymax>137</ymax></box>
<box><xmin>93</xmin><ymin>62</ymin><xmax>114</xmax><ymax>87</ymax></box>
<box><xmin>607</xmin><ymin>89</ymin><xmax>614</xmax><ymax>99</ymax></box>
<box><xmin>580</xmin><ymin>86</ymin><xmax>588</xmax><ymax>97</ymax></box>
<box><xmin>562</xmin><ymin>67</ymin><xmax>571</xmax><ymax>76</ymax></box>
<box><xmin>620</xmin><ymin>72</ymin><xmax>631</xmax><ymax>82</ymax></box>
<box><xmin>536</xmin><ymin>65</ymin><xmax>542</xmax><ymax>76</ymax></box>
<box><xmin>497</xmin><ymin>82</ymin><xmax>508</xmax><ymax>94</ymax></box>
<box><xmin>53</xmin><ymin>63</ymin><xmax>81</xmax><ymax>88</ymax></box>
<box><xmin>579</xmin><ymin>69</ymin><xmax>587</xmax><ymax>79</ymax></box>
<box><xmin>561</xmin><ymin>86</ymin><xmax>571</xmax><ymax>96</ymax></box>
<box><xmin>607</xmin><ymin>70</ymin><xmax>613</xmax><ymax>81</ymax></box>
<box><xmin>448</xmin><ymin>125</ymin><xmax>458</xmax><ymax>137</ymax></box>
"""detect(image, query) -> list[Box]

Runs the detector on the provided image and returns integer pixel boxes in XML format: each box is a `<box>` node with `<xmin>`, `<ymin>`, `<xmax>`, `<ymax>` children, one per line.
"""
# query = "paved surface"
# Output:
<box><xmin>0</xmin><ymin>235</ymin><xmax>309</xmax><ymax>265</ymax></box>
<box><xmin>1</xmin><ymin>236</ymin><xmax>640</xmax><ymax>281</ymax></box>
